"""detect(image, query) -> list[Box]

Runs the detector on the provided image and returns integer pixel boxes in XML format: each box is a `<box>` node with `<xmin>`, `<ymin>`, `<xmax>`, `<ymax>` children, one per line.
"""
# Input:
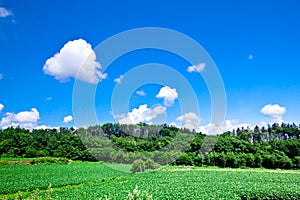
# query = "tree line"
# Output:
<box><xmin>0</xmin><ymin>122</ymin><xmax>299</xmax><ymax>169</ymax></box>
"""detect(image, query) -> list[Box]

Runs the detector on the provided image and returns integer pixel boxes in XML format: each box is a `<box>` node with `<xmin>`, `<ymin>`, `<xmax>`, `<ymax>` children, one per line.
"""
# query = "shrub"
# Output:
<box><xmin>24</xmin><ymin>148</ymin><xmax>38</xmax><ymax>158</ymax></box>
<box><xmin>144</xmin><ymin>159</ymin><xmax>160</xmax><ymax>170</ymax></box>
<box><xmin>293</xmin><ymin>156</ymin><xmax>300</xmax><ymax>168</ymax></box>
<box><xmin>131</xmin><ymin>158</ymin><xmax>160</xmax><ymax>173</ymax></box>
<box><xmin>30</xmin><ymin>157</ymin><xmax>70</xmax><ymax>164</ymax></box>
<box><xmin>131</xmin><ymin>159</ymin><xmax>145</xmax><ymax>173</ymax></box>
<box><xmin>0</xmin><ymin>160</ymin><xmax>9</xmax><ymax>165</ymax></box>
<box><xmin>175</xmin><ymin>153</ymin><xmax>194</xmax><ymax>166</ymax></box>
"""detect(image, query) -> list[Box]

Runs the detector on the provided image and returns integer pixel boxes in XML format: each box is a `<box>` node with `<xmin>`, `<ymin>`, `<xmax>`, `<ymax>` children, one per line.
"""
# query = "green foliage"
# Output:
<box><xmin>131</xmin><ymin>159</ymin><xmax>145</xmax><ymax>173</ymax></box>
<box><xmin>144</xmin><ymin>159</ymin><xmax>160</xmax><ymax>170</ymax></box>
<box><xmin>0</xmin><ymin>122</ymin><xmax>300</xmax><ymax>170</ymax></box>
<box><xmin>0</xmin><ymin>160</ymin><xmax>9</xmax><ymax>165</ymax></box>
<box><xmin>131</xmin><ymin>158</ymin><xmax>160</xmax><ymax>173</ymax></box>
<box><xmin>174</xmin><ymin>153</ymin><xmax>194</xmax><ymax>166</ymax></box>
<box><xmin>30</xmin><ymin>157</ymin><xmax>70</xmax><ymax>164</ymax></box>
<box><xmin>0</xmin><ymin>127</ymin><xmax>95</xmax><ymax>161</ymax></box>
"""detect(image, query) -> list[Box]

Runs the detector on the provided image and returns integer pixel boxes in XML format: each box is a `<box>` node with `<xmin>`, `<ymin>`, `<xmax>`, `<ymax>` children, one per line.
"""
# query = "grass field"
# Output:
<box><xmin>0</xmin><ymin>162</ymin><xmax>300</xmax><ymax>199</ymax></box>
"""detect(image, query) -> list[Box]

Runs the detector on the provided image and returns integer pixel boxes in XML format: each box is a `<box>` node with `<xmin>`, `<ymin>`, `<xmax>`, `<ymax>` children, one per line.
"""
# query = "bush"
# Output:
<box><xmin>261</xmin><ymin>151</ymin><xmax>293</xmax><ymax>169</ymax></box>
<box><xmin>144</xmin><ymin>159</ymin><xmax>160</xmax><ymax>170</ymax></box>
<box><xmin>30</xmin><ymin>157</ymin><xmax>70</xmax><ymax>164</ymax></box>
<box><xmin>0</xmin><ymin>160</ymin><xmax>9</xmax><ymax>165</ymax></box>
<box><xmin>175</xmin><ymin>153</ymin><xmax>194</xmax><ymax>166</ymax></box>
<box><xmin>24</xmin><ymin>148</ymin><xmax>38</xmax><ymax>158</ymax></box>
<box><xmin>293</xmin><ymin>156</ymin><xmax>300</xmax><ymax>168</ymax></box>
<box><xmin>36</xmin><ymin>150</ymin><xmax>50</xmax><ymax>157</ymax></box>
<box><xmin>131</xmin><ymin>158</ymin><xmax>160</xmax><ymax>173</ymax></box>
<box><xmin>193</xmin><ymin>153</ymin><xmax>205</xmax><ymax>166</ymax></box>
<box><xmin>131</xmin><ymin>159</ymin><xmax>145</xmax><ymax>173</ymax></box>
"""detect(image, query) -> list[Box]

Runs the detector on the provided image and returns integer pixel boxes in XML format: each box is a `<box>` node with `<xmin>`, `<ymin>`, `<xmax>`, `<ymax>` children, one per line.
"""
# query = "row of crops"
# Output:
<box><xmin>0</xmin><ymin>163</ymin><xmax>126</xmax><ymax>195</ymax></box>
<box><xmin>0</xmin><ymin>163</ymin><xmax>300</xmax><ymax>199</ymax></box>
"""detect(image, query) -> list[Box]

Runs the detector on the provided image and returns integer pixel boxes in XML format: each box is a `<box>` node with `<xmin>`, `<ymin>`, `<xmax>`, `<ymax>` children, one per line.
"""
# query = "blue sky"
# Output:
<box><xmin>0</xmin><ymin>0</ymin><xmax>299</xmax><ymax>133</ymax></box>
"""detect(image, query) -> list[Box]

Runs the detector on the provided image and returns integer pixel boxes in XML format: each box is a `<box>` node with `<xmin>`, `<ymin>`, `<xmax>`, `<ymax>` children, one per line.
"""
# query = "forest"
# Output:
<box><xmin>0</xmin><ymin>122</ymin><xmax>299</xmax><ymax>169</ymax></box>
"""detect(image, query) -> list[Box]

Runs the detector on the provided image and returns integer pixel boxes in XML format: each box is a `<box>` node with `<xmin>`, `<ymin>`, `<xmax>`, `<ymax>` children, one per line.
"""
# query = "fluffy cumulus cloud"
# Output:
<box><xmin>0</xmin><ymin>7</ymin><xmax>12</xmax><ymax>18</ymax></box>
<box><xmin>187</xmin><ymin>63</ymin><xmax>206</xmax><ymax>73</ymax></box>
<box><xmin>43</xmin><ymin>39</ymin><xmax>107</xmax><ymax>84</ymax></box>
<box><xmin>176</xmin><ymin>112</ymin><xmax>200</xmax><ymax>131</ymax></box>
<box><xmin>260</xmin><ymin>104</ymin><xmax>286</xmax><ymax>123</ymax></box>
<box><xmin>114</xmin><ymin>75</ymin><xmax>124</xmax><ymax>84</ymax></box>
<box><xmin>117</xmin><ymin>104</ymin><xmax>166</xmax><ymax>124</ymax></box>
<box><xmin>63</xmin><ymin>115</ymin><xmax>73</xmax><ymax>124</ymax></box>
<box><xmin>136</xmin><ymin>90</ymin><xmax>146</xmax><ymax>96</ymax></box>
<box><xmin>156</xmin><ymin>86</ymin><xmax>178</xmax><ymax>107</ymax></box>
<box><xmin>0</xmin><ymin>108</ymin><xmax>40</xmax><ymax>129</ymax></box>
<box><xmin>0</xmin><ymin>103</ymin><xmax>3</xmax><ymax>112</ymax></box>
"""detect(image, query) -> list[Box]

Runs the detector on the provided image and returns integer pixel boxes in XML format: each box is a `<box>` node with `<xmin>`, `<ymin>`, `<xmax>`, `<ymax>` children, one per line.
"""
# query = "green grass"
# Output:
<box><xmin>0</xmin><ymin>163</ymin><xmax>299</xmax><ymax>199</ymax></box>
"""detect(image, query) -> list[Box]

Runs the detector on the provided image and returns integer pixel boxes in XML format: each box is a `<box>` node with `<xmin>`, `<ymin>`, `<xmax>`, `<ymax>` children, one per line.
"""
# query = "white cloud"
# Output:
<box><xmin>117</xmin><ymin>104</ymin><xmax>166</xmax><ymax>124</ymax></box>
<box><xmin>248</xmin><ymin>54</ymin><xmax>253</xmax><ymax>60</ymax></box>
<box><xmin>43</xmin><ymin>39</ymin><xmax>107</xmax><ymax>84</ymax></box>
<box><xmin>155</xmin><ymin>86</ymin><xmax>178</xmax><ymax>107</ymax></box>
<box><xmin>0</xmin><ymin>103</ymin><xmax>4</xmax><ymax>112</ymax></box>
<box><xmin>187</xmin><ymin>63</ymin><xmax>206</xmax><ymax>73</ymax></box>
<box><xmin>45</xmin><ymin>97</ymin><xmax>53</xmax><ymax>101</ymax></box>
<box><xmin>151</xmin><ymin>105</ymin><xmax>166</xmax><ymax>118</ymax></box>
<box><xmin>176</xmin><ymin>112</ymin><xmax>200</xmax><ymax>131</ymax></box>
<box><xmin>136</xmin><ymin>90</ymin><xmax>146</xmax><ymax>96</ymax></box>
<box><xmin>63</xmin><ymin>115</ymin><xmax>73</xmax><ymax>124</ymax></box>
<box><xmin>0</xmin><ymin>7</ymin><xmax>12</xmax><ymax>18</ymax></box>
<box><xmin>260</xmin><ymin>104</ymin><xmax>286</xmax><ymax>123</ymax></box>
<box><xmin>114</xmin><ymin>75</ymin><xmax>124</xmax><ymax>84</ymax></box>
<box><xmin>260</xmin><ymin>104</ymin><xmax>286</xmax><ymax>116</ymax></box>
<box><xmin>0</xmin><ymin>108</ymin><xmax>40</xmax><ymax>129</ymax></box>
<box><xmin>223</xmin><ymin>120</ymin><xmax>250</xmax><ymax>132</ymax></box>
<box><xmin>0</xmin><ymin>74</ymin><xmax>3</xmax><ymax>80</ymax></box>
<box><xmin>198</xmin><ymin>123</ymin><xmax>224</xmax><ymax>135</ymax></box>
<box><xmin>197</xmin><ymin>120</ymin><xmax>250</xmax><ymax>135</ymax></box>
<box><xmin>35</xmin><ymin>125</ymin><xmax>59</xmax><ymax>130</ymax></box>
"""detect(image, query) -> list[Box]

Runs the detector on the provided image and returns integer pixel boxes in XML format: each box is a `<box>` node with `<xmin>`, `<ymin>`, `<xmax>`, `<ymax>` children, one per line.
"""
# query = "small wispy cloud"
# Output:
<box><xmin>248</xmin><ymin>54</ymin><xmax>253</xmax><ymax>60</ymax></box>
<box><xmin>63</xmin><ymin>115</ymin><xmax>73</xmax><ymax>124</ymax></box>
<box><xmin>136</xmin><ymin>90</ymin><xmax>146</xmax><ymax>96</ymax></box>
<box><xmin>114</xmin><ymin>75</ymin><xmax>124</xmax><ymax>84</ymax></box>
<box><xmin>45</xmin><ymin>97</ymin><xmax>53</xmax><ymax>101</ymax></box>
<box><xmin>187</xmin><ymin>63</ymin><xmax>206</xmax><ymax>73</ymax></box>
<box><xmin>0</xmin><ymin>74</ymin><xmax>3</xmax><ymax>80</ymax></box>
<box><xmin>0</xmin><ymin>7</ymin><xmax>13</xmax><ymax>18</ymax></box>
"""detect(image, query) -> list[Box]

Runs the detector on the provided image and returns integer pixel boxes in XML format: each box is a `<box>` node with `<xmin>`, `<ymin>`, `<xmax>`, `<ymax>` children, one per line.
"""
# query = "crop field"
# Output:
<box><xmin>0</xmin><ymin>163</ymin><xmax>300</xmax><ymax>200</ymax></box>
